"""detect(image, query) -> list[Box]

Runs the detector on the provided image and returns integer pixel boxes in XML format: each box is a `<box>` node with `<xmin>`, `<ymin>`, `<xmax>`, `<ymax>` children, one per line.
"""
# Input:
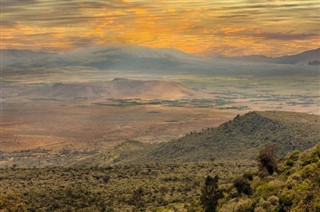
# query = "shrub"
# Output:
<box><xmin>233</xmin><ymin>176</ymin><xmax>252</xmax><ymax>196</ymax></box>
<box><xmin>243</xmin><ymin>173</ymin><xmax>254</xmax><ymax>181</ymax></box>
<box><xmin>285</xmin><ymin>150</ymin><xmax>300</xmax><ymax>167</ymax></box>
<box><xmin>277</xmin><ymin>193</ymin><xmax>293</xmax><ymax>211</ymax></box>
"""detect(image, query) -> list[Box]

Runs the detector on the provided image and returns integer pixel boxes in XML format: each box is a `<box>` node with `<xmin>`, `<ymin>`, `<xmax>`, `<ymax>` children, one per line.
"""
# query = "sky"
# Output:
<box><xmin>2</xmin><ymin>0</ymin><xmax>320</xmax><ymax>56</ymax></box>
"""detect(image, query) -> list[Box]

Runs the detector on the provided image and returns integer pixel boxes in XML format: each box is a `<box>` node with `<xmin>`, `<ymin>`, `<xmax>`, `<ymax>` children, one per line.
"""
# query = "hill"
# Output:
<box><xmin>74</xmin><ymin>111</ymin><xmax>320</xmax><ymax>166</ymax></box>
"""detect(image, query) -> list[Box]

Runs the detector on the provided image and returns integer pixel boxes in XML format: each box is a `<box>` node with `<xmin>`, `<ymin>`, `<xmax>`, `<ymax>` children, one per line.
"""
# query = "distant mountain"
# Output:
<box><xmin>1</xmin><ymin>49</ymin><xmax>55</xmax><ymax>58</ymax></box>
<box><xmin>2</xmin><ymin>46</ymin><xmax>320</xmax><ymax>77</ymax></box>
<box><xmin>227</xmin><ymin>48</ymin><xmax>320</xmax><ymax>65</ymax></box>
<box><xmin>73</xmin><ymin>111</ymin><xmax>320</xmax><ymax>166</ymax></box>
<box><xmin>85</xmin><ymin>45</ymin><xmax>194</xmax><ymax>60</ymax></box>
<box><xmin>59</xmin><ymin>45</ymin><xmax>203</xmax><ymax>70</ymax></box>
<box><xmin>1</xmin><ymin>46</ymin><xmax>200</xmax><ymax>70</ymax></box>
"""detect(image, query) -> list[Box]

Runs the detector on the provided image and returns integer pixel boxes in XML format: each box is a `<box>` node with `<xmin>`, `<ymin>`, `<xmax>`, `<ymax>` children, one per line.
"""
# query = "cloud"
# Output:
<box><xmin>260</xmin><ymin>32</ymin><xmax>319</xmax><ymax>40</ymax></box>
<box><xmin>67</xmin><ymin>37</ymin><xmax>97</xmax><ymax>48</ymax></box>
<box><xmin>2</xmin><ymin>0</ymin><xmax>320</xmax><ymax>56</ymax></box>
<box><xmin>218</xmin><ymin>28</ymin><xmax>320</xmax><ymax>41</ymax></box>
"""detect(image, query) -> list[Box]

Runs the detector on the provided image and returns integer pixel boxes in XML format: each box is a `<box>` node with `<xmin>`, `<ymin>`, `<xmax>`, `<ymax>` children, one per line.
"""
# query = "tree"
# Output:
<box><xmin>257</xmin><ymin>143</ymin><xmax>278</xmax><ymax>177</ymax></box>
<box><xmin>200</xmin><ymin>175</ymin><xmax>223</xmax><ymax>212</ymax></box>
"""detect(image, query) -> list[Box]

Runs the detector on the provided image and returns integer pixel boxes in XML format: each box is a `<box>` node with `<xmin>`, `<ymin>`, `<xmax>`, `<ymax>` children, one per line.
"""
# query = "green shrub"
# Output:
<box><xmin>233</xmin><ymin>177</ymin><xmax>252</xmax><ymax>196</ymax></box>
<box><xmin>277</xmin><ymin>194</ymin><xmax>293</xmax><ymax>211</ymax></box>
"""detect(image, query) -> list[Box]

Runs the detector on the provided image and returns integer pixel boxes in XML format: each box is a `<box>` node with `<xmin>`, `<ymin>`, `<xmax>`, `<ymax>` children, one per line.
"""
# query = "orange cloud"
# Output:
<box><xmin>2</xmin><ymin>0</ymin><xmax>319</xmax><ymax>56</ymax></box>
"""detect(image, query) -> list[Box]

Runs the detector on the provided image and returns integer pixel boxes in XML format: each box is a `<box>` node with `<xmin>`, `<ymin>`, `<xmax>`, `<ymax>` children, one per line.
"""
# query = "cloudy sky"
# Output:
<box><xmin>2</xmin><ymin>0</ymin><xmax>320</xmax><ymax>56</ymax></box>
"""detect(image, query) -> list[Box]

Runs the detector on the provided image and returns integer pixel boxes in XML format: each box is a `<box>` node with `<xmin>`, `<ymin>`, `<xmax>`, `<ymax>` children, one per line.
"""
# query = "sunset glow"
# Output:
<box><xmin>3</xmin><ymin>0</ymin><xmax>320</xmax><ymax>56</ymax></box>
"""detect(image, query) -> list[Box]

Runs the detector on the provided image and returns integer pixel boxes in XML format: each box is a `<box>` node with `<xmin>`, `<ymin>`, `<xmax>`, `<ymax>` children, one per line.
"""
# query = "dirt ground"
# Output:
<box><xmin>1</xmin><ymin>101</ymin><xmax>238</xmax><ymax>151</ymax></box>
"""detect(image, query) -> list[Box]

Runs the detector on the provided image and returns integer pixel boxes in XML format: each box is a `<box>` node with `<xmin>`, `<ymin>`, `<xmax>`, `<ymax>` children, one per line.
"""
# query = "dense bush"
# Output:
<box><xmin>0</xmin><ymin>144</ymin><xmax>318</xmax><ymax>211</ymax></box>
<box><xmin>0</xmin><ymin>162</ymin><xmax>256</xmax><ymax>211</ymax></box>
<box><xmin>233</xmin><ymin>176</ymin><xmax>252</xmax><ymax>196</ymax></box>
<box><xmin>0</xmin><ymin>192</ymin><xmax>26</xmax><ymax>212</ymax></box>
<box><xmin>221</xmin><ymin>144</ymin><xmax>320</xmax><ymax>212</ymax></box>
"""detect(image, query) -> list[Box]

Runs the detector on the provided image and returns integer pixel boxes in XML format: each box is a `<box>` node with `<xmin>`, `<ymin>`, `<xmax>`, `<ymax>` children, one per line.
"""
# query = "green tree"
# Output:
<box><xmin>200</xmin><ymin>175</ymin><xmax>223</xmax><ymax>212</ymax></box>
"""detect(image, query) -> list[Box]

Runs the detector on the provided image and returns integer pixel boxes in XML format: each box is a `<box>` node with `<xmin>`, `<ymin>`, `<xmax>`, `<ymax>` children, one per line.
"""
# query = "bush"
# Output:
<box><xmin>286</xmin><ymin>150</ymin><xmax>300</xmax><ymax>167</ymax></box>
<box><xmin>277</xmin><ymin>194</ymin><xmax>293</xmax><ymax>211</ymax></box>
<box><xmin>233</xmin><ymin>176</ymin><xmax>252</xmax><ymax>196</ymax></box>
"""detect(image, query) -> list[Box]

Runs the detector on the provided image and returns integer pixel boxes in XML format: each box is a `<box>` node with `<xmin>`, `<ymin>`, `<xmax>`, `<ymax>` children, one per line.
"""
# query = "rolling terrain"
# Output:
<box><xmin>2</xmin><ymin>111</ymin><xmax>319</xmax><ymax>168</ymax></box>
<box><xmin>73</xmin><ymin>111</ymin><xmax>320</xmax><ymax>166</ymax></box>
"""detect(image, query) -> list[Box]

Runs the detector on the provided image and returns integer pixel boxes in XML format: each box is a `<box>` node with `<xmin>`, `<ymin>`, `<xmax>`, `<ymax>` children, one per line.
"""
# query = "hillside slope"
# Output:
<box><xmin>219</xmin><ymin>144</ymin><xmax>320</xmax><ymax>211</ymax></box>
<box><xmin>73</xmin><ymin>111</ymin><xmax>320</xmax><ymax>166</ymax></box>
<box><xmin>146</xmin><ymin>111</ymin><xmax>320</xmax><ymax>162</ymax></box>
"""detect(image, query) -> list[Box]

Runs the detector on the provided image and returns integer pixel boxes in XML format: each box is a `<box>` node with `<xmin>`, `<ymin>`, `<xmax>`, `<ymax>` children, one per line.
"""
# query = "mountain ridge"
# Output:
<box><xmin>225</xmin><ymin>48</ymin><xmax>320</xmax><ymax>65</ymax></box>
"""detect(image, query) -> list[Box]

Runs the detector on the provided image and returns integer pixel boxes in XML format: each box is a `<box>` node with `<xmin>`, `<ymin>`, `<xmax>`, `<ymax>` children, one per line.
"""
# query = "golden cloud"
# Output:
<box><xmin>2</xmin><ymin>0</ymin><xmax>319</xmax><ymax>56</ymax></box>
